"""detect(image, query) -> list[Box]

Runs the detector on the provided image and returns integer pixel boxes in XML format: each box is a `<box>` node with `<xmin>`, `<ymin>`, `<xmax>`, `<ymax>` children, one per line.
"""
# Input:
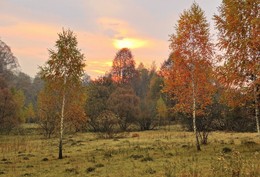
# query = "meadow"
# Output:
<box><xmin>0</xmin><ymin>124</ymin><xmax>260</xmax><ymax>177</ymax></box>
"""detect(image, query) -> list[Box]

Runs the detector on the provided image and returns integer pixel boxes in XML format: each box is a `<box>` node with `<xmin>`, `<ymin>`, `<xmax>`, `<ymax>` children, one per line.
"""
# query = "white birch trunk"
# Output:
<box><xmin>191</xmin><ymin>70</ymin><xmax>201</xmax><ymax>151</ymax></box>
<box><xmin>254</xmin><ymin>85</ymin><xmax>260</xmax><ymax>135</ymax></box>
<box><xmin>59</xmin><ymin>74</ymin><xmax>66</xmax><ymax>159</ymax></box>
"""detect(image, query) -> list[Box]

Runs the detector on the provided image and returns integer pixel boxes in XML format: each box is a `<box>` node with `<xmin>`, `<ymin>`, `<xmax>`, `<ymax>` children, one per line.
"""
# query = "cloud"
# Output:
<box><xmin>83</xmin><ymin>0</ymin><xmax>123</xmax><ymax>18</ymax></box>
<box><xmin>0</xmin><ymin>8</ymin><xmax>169</xmax><ymax>79</ymax></box>
<box><xmin>97</xmin><ymin>17</ymin><xmax>132</xmax><ymax>39</ymax></box>
<box><xmin>97</xmin><ymin>17</ymin><xmax>155</xmax><ymax>50</ymax></box>
<box><xmin>88</xmin><ymin>61</ymin><xmax>112</xmax><ymax>67</ymax></box>
<box><xmin>0</xmin><ymin>15</ymin><xmax>18</xmax><ymax>27</ymax></box>
<box><xmin>0</xmin><ymin>15</ymin><xmax>60</xmax><ymax>62</ymax></box>
<box><xmin>0</xmin><ymin>14</ymin><xmax>115</xmax><ymax>76</ymax></box>
<box><xmin>90</xmin><ymin>69</ymin><xmax>106</xmax><ymax>74</ymax></box>
<box><xmin>86</xmin><ymin>60</ymin><xmax>113</xmax><ymax>77</ymax></box>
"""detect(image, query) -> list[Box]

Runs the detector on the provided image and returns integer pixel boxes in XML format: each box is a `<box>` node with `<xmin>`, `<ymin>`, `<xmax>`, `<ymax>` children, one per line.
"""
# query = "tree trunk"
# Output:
<box><xmin>59</xmin><ymin>75</ymin><xmax>66</xmax><ymax>159</ymax></box>
<box><xmin>198</xmin><ymin>131</ymin><xmax>209</xmax><ymax>145</ymax></box>
<box><xmin>192</xmin><ymin>72</ymin><xmax>201</xmax><ymax>151</ymax></box>
<box><xmin>254</xmin><ymin>85</ymin><xmax>260</xmax><ymax>135</ymax></box>
<box><xmin>1</xmin><ymin>97</ymin><xmax>7</xmax><ymax>122</ymax></box>
<box><xmin>158</xmin><ymin>116</ymin><xmax>161</xmax><ymax>130</ymax></box>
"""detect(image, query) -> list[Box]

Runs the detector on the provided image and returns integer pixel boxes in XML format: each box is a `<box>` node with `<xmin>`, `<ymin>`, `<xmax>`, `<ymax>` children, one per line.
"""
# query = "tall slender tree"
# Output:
<box><xmin>111</xmin><ymin>48</ymin><xmax>136</xmax><ymax>84</ymax></box>
<box><xmin>163</xmin><ymin>3</ymin><xmax>215</xmax><ymax>151</ymax></box>
<box><xmin>214</xmin><ymin>0</ymin><xmax>260</xmax><ymax>134</ymax></box>
<box><xmin>40</xmin><ymin>29</ymin><xmax>86</xmax><ymax>159</ymax></box>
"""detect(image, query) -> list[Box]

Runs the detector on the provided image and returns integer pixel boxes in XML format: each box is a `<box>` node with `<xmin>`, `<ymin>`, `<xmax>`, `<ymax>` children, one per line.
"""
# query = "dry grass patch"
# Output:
<box><xmin>0</xmin><ymin>127</ymin><xmax>260</xmax><ymax>176</ymax></box>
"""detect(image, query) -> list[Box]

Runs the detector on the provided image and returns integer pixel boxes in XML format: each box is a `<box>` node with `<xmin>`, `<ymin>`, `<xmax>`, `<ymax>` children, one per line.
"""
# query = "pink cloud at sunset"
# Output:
<box><xmin>0</xmin><ymin>0</ymin><xmax>222</xmax><ymax>79</ymax></box>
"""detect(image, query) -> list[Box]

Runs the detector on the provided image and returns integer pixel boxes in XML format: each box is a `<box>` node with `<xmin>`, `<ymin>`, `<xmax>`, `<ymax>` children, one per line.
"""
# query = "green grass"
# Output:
<box><xmin>0</xmin><ymin>125</ymin><xmax>260</xmax><ymax>176</ymax></box>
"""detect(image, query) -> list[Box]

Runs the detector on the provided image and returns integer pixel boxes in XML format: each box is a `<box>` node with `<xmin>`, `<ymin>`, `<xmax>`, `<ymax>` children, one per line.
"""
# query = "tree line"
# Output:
<box><xmin>0</xmin><ymin>0</ymin><xmax>259</xmax><ymax>155</ymax></box>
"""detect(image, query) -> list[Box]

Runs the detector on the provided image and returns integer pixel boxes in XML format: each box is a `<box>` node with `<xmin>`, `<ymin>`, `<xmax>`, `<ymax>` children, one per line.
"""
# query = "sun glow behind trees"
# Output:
<box><xmin>113</xmin><ymin>38</ymin><xmax>147</xmax><ymax>49</ymax></box>
<box><xmin>1</xmin><ymin>0</ymin><xmax>259</xmax><ymax>158</ymax></box>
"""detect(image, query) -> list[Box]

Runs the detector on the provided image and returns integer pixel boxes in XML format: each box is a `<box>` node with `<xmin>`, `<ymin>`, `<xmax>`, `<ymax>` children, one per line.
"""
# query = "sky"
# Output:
<box><xmin>0</xmin><ymin>0</ymin><xmax>222</xmax><ymax>79</ymax></box>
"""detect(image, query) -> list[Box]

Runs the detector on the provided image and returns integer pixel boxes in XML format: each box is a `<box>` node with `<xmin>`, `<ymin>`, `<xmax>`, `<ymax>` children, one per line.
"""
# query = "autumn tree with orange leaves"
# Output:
<box><xmin>214</xmin><ymin>0</ymin><xmax>260</xmax><ymax>134</ymax></box>
<box><xmin>39</xmin><ymin>29</ymin><xmax>86</xmax><ymax>159</ymax></box>
<box><xmin>163</xmin><ymin>3</ymin><xmax>215</xmax><ymax>151</ymax></box>
<box><xmin>111</xmin><ymin>48</ymin><xmax>136</xmax><ymax>84</ymax></box>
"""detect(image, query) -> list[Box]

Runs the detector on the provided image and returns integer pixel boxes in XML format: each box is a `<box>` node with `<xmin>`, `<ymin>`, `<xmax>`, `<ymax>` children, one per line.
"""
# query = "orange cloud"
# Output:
<box><xmin>90</xmin><ymin>69</ymin><xmax>106</xmax><ymax>74</ymax></box>
<box><xmin>88</xmin><ymin>61</ymin><xmax>112</xmax><ymax>67</ymax></box>
<box><xmin>97</xmin><ymin>17</ymin><xmax>149</xmax><ymax>49</ymax></box>
<box><xmin>0</xmin><ymin>15</ymin><xmax>168</xmax><ymax>79</ymax></box>
<box><xmin>86</xmin><ymin>60</ymin><xmax>113</xmax><ymax>76</ymax></box>
<box><xmin>0</xmin><ymin>16</ymin><xmax>58</xmax><ymax>41</ymax></box>
<box><xmin>0</xmin><ymin>15</ymin><xmax>116</xmax><ymax>77</ymax></box>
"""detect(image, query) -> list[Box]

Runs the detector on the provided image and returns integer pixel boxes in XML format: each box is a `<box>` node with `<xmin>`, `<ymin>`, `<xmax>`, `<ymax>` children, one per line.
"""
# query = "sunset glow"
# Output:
<box><xmin>113</xmin><ymin>38</ymin><xmax>147</xmax><ymax>49</ymax></box>
<box><xmin>0</xmin><ymin>0</ymin><xmax>221</xmax><ymax>79</ymax></box>
<box><xmin>1</xmin><ymin>1</ymin><xmax>252</xmax><ymax>176</ymax></box>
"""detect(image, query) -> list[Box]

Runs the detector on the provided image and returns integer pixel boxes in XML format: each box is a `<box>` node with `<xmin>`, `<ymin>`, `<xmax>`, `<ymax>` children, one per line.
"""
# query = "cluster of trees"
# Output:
<box><xmin>0</xmin><ymin>0</ymin><xmax>259</xmax><ymax>155</ymax></box>
<box><xmin>84</xmin><ymin>0</ymin><xmax>259</xmax><ymax>151</ymax></box>
<box><xmin>0</xmin><ymin>39</ymin><xmax>43</xmax><ymax>133</ymax></box>
<box><xmin>162</xmin><ymin>1</ymin><xmax>259</xmax><ymax>150</ymax></box>
<box><xmin>85</xmin><ymin>50</ymin><xmax>167</xmax><ymax>135</ymax></box>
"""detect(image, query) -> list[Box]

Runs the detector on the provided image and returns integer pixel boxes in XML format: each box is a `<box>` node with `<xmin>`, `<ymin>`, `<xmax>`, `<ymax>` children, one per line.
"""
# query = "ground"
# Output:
<box><xmin>0</xmin><ymin>124</ymin><xmax>260</xmax><ymax>177</ymax></box>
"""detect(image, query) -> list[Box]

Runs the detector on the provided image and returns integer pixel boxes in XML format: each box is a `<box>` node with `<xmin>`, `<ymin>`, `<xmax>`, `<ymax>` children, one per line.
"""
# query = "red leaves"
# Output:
<box><xmin>163</xmin><ymin>3</ymin><xmax>215</xmax><ymax>117</ymax></box>
<box><xmin>111</xmin><ymin>48</ymin><xmax>136</xmax><ymax>84</ymax></box>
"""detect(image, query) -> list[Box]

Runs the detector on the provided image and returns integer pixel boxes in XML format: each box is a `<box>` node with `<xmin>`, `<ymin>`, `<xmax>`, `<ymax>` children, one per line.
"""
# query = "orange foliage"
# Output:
<box><xmin>163</xmin><ymin>55</ymin><xmax>215</xmax><ymax>116</ymax></box>
<box><xmin>214</xmin><ymin>0</ymin><xmax>259</xmax><ymax>108</ymax></box>
<box><xmin>163</xmin><ymin>3</ymin><xmax>215</xmax><ymax>117</ymax></box>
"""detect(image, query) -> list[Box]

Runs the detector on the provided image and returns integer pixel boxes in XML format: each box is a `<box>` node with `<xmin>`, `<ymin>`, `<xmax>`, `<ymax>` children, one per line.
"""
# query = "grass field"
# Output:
<box><xmin>0</xmin><ymin>124</ymin><xmax>260</xmax><ymax>177</ymax></box>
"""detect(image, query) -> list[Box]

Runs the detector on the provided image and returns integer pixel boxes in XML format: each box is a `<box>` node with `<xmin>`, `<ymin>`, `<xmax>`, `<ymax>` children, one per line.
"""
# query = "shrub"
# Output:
<box><xmin>86</xmin><ymin>167</ymin><xmax>95</xmax><ymax>173</ymax></box>
<box><xmin>96</xmin><ymin>110</ymin><xmax>119</xmax><ymax>138</ymax></box>
<box><xmin>222</xmin><ymin>147</ymin><xmax>232</xmax><ymax>153</ymax></box>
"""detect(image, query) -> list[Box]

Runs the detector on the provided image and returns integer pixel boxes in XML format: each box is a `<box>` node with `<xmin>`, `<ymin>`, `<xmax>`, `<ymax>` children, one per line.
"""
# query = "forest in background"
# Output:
<box><xmin>0</xmin><ymin>1</ymin><xmax>259</xmax><ymax>153</ymax></box>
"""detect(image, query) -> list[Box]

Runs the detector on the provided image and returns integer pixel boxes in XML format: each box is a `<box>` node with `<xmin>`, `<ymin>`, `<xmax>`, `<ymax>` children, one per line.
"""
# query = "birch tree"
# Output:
<box><xmin>214</xmin><ymin>0</ymin><xmax>260</xmax><ymax>134</ymax></box>
<box><xmin>163</xmin><ymin>3</ymin><xmax>215</xmax><ymax>151</ymax></box>
<box><xmin>40</xmin><ymin>29</ymin><xmax>86</xmax><ymax>159</ymax></box>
